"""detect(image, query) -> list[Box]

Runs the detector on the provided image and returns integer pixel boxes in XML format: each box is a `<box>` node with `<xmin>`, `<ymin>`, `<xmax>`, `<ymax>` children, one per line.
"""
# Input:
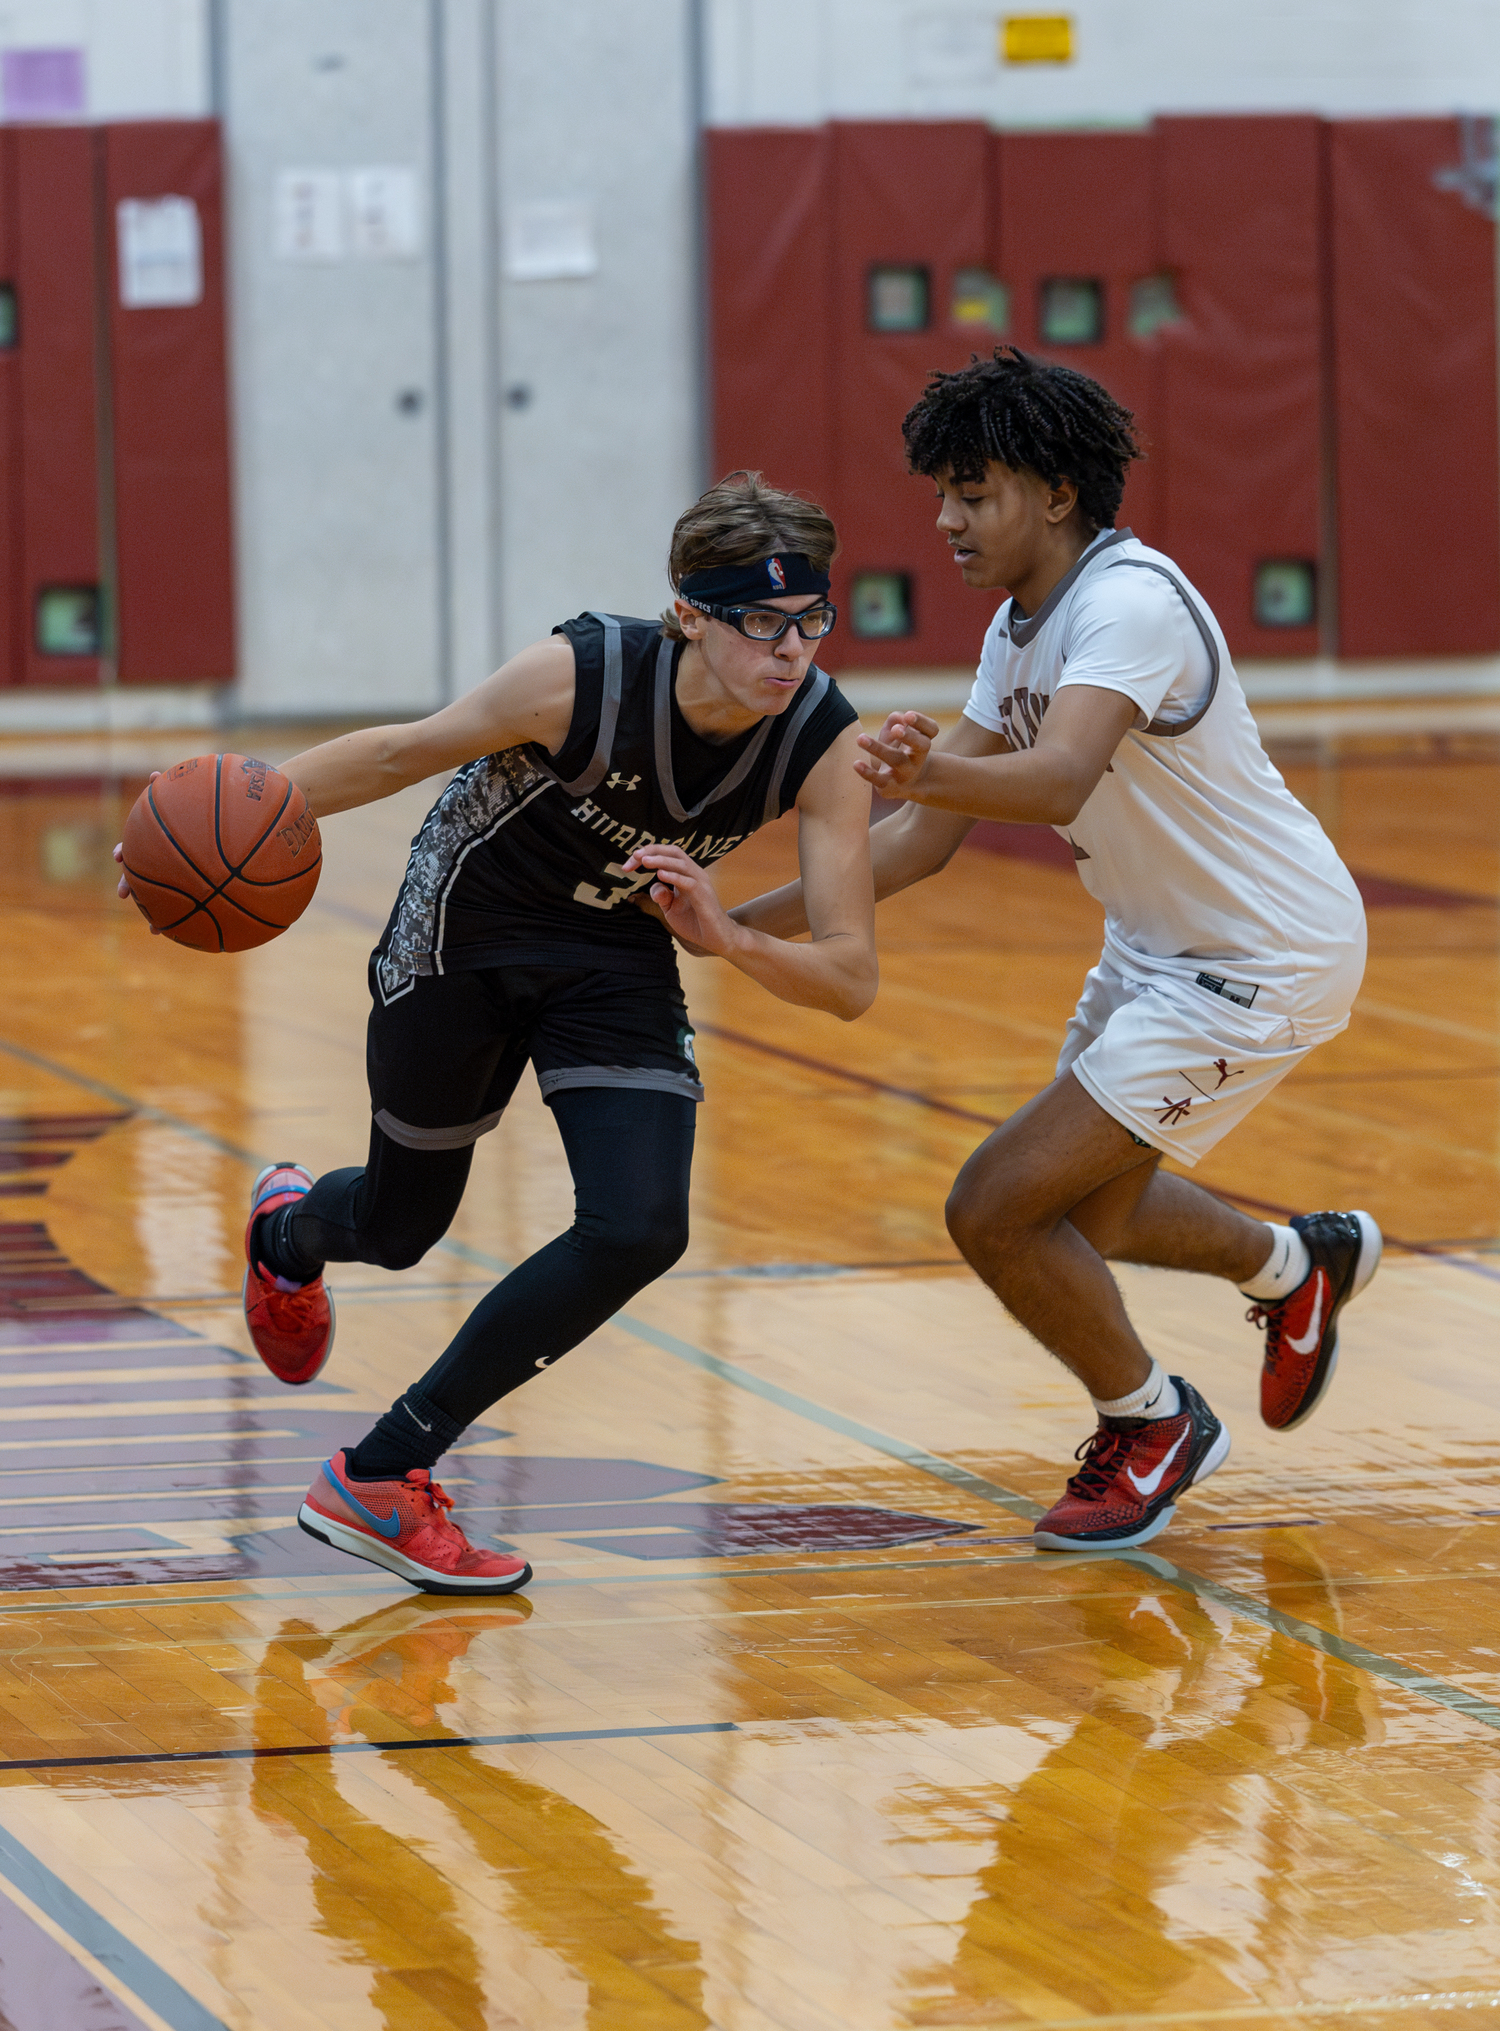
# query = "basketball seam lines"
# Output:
<box><xmin>136</xmin><ymin>770</ymin><xmax>319</xmax><ymax>941</ymax></box>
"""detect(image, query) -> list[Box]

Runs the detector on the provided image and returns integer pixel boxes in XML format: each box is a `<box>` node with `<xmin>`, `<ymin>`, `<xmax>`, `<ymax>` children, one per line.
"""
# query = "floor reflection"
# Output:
<box><xmin>251</xmin><ymin>1598</ymin><xmax>709</xmax><ymax>2030</ymax></box>
<box><xmin>898</xmin><ymin>1537</ymin><xmax>1408</xmax><ymax>2021</ymax></box>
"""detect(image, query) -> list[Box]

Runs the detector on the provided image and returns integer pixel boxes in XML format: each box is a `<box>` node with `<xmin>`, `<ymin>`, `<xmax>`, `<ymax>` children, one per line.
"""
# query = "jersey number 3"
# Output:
<box><xmin>573</xmin><ymin>860</ymin><xmax>655</xmax><ymax>912</ymax></box>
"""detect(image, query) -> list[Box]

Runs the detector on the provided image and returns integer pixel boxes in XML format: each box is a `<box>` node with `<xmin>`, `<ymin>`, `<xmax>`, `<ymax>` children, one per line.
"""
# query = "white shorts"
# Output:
<box><xmin>1058</xmin><ymin>956</ymin><xmax>1346</xmax><ymax>1168</ymax></box>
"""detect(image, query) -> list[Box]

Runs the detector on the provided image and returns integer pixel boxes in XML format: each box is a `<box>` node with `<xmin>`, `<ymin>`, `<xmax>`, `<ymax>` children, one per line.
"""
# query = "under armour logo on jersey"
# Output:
<box><xmin>607</xmin><ymin>772</ymin><xmax>641</xmax><ymax>792</ymax></box>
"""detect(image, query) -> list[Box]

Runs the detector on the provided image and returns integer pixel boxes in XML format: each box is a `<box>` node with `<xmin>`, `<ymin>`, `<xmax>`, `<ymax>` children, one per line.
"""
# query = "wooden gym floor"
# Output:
<box><xmin>0</xmin><ymin>719</ymin><xmax>1498</xmax><ymax>2029</ymax></box>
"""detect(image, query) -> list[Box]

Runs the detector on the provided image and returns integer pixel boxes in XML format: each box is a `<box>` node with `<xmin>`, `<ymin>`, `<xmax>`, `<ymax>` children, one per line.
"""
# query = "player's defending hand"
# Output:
<box><xmin>854</xmin><ymin>711</ymin><xmax>938</xmax><ymax>800</ymax></box>
<box><xmin>622</xmin><ymin>843</ymin><xmax>738</xmax><ymax>959</ymax></box>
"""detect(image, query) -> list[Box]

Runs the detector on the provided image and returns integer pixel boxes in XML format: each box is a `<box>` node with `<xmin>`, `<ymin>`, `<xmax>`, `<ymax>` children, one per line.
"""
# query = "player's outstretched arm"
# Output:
<box><xmin>622</xmin><ymin>725</ymin><xmax>878</xmax><ymax>1021</ymax></box>
<box><xmin>732</xmin><ymin>714</ymin><xmax>1005</xmax><ymax>939</ymax></box>
<box><xmin>857</xmin><ymin>684</ymin><xmax>1138</xmax><ymax>823</ymax></box>
<box><xmin>280</xmin><ymin>636</ymin><xmax>577</xmax><ymax>818</ymax></box>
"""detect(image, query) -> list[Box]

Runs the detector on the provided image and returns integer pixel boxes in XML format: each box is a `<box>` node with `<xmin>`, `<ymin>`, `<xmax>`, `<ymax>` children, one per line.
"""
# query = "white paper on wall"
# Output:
<box><xmin>505</xmin><ymin>199</ymin><xmax>598</xmax><ymax>281</ymax></box>
<box><xmin>904</xmin><ymin>10</ymin><xmax>1000</xmax><ymax>84</ymax></box>
<box><xmin>274</xmin><ymin>170</ymin><xmax>345</xmax><ymax>262</ymax></box>
<box><xmin>117</xmin><ymin>196</ymin><xmax>202</xmax><ymax>308</ymax></box>
<box><xmin>348</xmin><ymin>167</ymin><xmax>422</xmax><ymax>259</ymax></box>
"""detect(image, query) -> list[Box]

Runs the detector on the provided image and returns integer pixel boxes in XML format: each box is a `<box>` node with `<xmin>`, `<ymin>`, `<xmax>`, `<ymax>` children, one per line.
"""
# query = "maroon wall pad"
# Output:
<box><xmin>707</xmin><ymin>128</ymin><xmax>835</xmax><ymax>511</ymax></box>
<box><xmin>1157</xmin><ymin>116</ymin><xmax>1325</xmax><ymax>660</ymax></box>
<box><xmin>14</xmin><ymin>125</ymin><xmax>100</xmax><ymax>688</ymax></box>
<box><xmin>996</xmin><ymin>130</ymin><xmax>1164</xmax><ymax>547</ymax></box>
<box><xmin>1330</xmin><ymin>119</ymin><xmax>1500</xmax><ymax>657</ymax></box>
<box><xmin>104</xmin><ymin>120</ymin><xmax>235</xmax><ymax>683</ymax></box>
<box><xmin>0</xmin><ymin>135</ymin><xmax>22</xmax><ymax>688</ymax></box>
<box><xmin>828</xmin><ymin>121</ymin><xmax>995</xmax><ymax>667</ymax></box>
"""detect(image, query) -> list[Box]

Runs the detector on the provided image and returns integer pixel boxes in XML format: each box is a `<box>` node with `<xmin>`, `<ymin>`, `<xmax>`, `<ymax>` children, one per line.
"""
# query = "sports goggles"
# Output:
<box><xmin>688</xmin><ymin>598</ymin><xmax>838</xmax><ymax>642</ymax></box>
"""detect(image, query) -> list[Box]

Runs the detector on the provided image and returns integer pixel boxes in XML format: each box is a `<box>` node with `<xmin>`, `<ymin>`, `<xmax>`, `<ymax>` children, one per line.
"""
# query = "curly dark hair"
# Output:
<box><xmin>902</xmin><ymin>347</ymin><xmax>1142</xmax><ymax>530</ymax></box>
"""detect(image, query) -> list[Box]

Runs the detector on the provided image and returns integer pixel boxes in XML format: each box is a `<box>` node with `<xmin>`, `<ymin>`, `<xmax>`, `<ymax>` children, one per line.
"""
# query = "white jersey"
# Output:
<box><xmin>963</xmin><ymin>528</ymin><xmax>1365</xmax><ymax>1041</ymax></box>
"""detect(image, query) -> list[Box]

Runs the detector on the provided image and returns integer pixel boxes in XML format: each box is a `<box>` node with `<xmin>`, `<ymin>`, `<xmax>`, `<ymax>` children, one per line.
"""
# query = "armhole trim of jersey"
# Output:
<box><xmin>1103</xmin><ymin>559</ymin><xmax>1222</xmax><ymax>737</ymax></box>
<box><xmin>654</xmin><ymin>634</ymin><xmax>780</xmax><ymax>823</ymax></box>
<box><xmin>545</xmin><ymin>610</ymin><xmax>624</xmax><ymax>796</ymax></box>
<box><xmin>761</xmin><ymin>667</ymin><xmax>831</xmax><ymax>825</ymax></box>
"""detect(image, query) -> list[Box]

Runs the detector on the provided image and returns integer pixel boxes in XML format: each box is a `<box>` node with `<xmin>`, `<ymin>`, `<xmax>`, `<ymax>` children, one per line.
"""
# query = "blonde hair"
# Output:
<box><xmin>661</xmin><ymin>470</ymin><xmax>838</xmax><ymax>638</ymax></box>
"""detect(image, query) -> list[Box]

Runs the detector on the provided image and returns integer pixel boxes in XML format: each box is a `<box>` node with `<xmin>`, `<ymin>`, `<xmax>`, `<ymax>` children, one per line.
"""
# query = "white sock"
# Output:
<box><xmin>1091</xmin><ymin>1358</ymin><xmax>1180</xmax><ymax>1422</ymax></box>
<box><xmin>1240</xmin><ymin>1223</ymin><xmax>1311</xmax><ymax>1301</ymax></box>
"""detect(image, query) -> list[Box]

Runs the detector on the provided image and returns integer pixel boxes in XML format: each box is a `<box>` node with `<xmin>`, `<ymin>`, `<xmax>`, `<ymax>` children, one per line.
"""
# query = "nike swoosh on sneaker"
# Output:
<box><xmin>1286</xmin><ymin>1272</ymin><xmax>1328</xmax><ymax>1357</ymax></box>
<box><xmin>1126</xmin><ymin>1427</ymin><xmax>1188</xmax><ymax>1497</ymax></box>
<box><xmin>322</xmin><ymin>1462</ymin><xmax>403</xmax><ymax>1538</ymax></box>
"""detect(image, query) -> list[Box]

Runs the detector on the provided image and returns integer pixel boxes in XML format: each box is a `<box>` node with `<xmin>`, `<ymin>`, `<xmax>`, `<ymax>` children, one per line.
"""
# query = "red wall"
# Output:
<box><xmin>706</xmin><ymin>127</ymin><xmax>834</xmax><ymax>510</ymax></box>
<box><xmin>707</xmin><ymin>114</ymin><xmax>1500</xmax><ymax>669</ymax></box>
<box><xmin>828</xmin><ymin>122</ymin><xmax>996</xmax><ymax>665</ymax></box>
<box><xmin>14</xmin><ymin>127</ymin><xmax>101</xmax><ymax>689</ymax></box>
<box><xmin>1330</xmin><ymin>119</ymin><xmax>1500</xmax><ymax>657</ymax></box>
<box><xmin>0</xmin><ymin>120</ymin><xmax>233</xmax><ymax>690</ymax></box>
<box><xmin>1158</xmin><ymin>117</ymin><xmax>1326</xmax><ymax>661</ymax></box>
<box><xmin>103</xmin><ymin>121</ymin><xmax>235</xmax><ymax>684</ymax></box>
<box><xmin>0</xmin><ymin>137</ymin><xmax>23</xmax><ymax>689</ymax></box>
<box><xmin>997</xmin><ymin>130</ymin><xmax>1163</xmax><ymax>545</ymax></box>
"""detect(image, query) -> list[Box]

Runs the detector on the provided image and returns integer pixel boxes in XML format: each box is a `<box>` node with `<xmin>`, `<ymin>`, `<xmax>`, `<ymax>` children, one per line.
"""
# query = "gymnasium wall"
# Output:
<box><xmin>706</xmin><ymin>0</ymin><xmax>1500</xmax><ymax>130</ymax></box>
<box><xmin>708</xmin><ymin>114</ymin><xmax>1500</xmax><ymax>666</ymax></box>
<box><xmin>0</xmin><ymin>118</ymin><xmax>233</xmax><ymax>691</ymax></box>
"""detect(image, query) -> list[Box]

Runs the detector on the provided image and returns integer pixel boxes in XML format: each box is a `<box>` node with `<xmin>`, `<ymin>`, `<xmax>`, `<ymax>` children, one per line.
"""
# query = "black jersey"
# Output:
<box><xmin>374</xmin><ymin>612</ymin><xmax>858</xmax><ymax>1003</ymax></box>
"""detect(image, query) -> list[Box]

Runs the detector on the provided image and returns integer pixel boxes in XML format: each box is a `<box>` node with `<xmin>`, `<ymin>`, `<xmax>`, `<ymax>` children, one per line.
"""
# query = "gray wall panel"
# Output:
<box><xmin>223</xmin><ymin>0</ymin><xmax>442</xmax><ymax>715</ymax></box>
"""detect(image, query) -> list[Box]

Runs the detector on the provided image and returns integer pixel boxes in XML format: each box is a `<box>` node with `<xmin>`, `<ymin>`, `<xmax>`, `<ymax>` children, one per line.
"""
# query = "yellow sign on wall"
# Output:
<box><xmin>1002</xmin><ymin>14</ymin><xmax>1075</xmax><ymax>63</ymax></box>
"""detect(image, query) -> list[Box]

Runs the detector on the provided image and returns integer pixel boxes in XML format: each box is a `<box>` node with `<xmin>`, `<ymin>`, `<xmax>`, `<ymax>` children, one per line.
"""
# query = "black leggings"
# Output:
<box><xmin>274</xmin><ymin>1086</ymin><xmax>695</xmax><ymax>1475</ymax></box>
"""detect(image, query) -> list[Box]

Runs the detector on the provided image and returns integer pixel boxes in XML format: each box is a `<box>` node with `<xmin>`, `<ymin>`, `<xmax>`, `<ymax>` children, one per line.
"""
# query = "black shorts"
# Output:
<box><xmin>364</xmin><ymin>962</ymin><xmax>702</xmax><ymax>1153</ymax></box>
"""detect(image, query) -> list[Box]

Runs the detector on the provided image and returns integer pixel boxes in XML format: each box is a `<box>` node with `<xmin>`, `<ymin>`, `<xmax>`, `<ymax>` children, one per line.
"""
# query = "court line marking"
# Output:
<box><xmin>0</xmin><ymin>1718</ymin><xmax>735</xmax><ymax>1776</ymax></box>
<box><xmin>0</xmin><ymin>1870</ymin><xmax>177</xmax><ymax>2031</ymax></box>
<box><xmin>0</xmin><ymin>1821</ymin><xmax>228</xmax><ymax>2031</ymax></box>
<box><xmin>594</xmin><ymin>1301</ymin><xmax>1500</xmax><ymax>1736</ymax></box>
<box><xmin>7</xmin><ymin>1035</ymin><xmax>1500</xmax><ymax>1738</ymax></box>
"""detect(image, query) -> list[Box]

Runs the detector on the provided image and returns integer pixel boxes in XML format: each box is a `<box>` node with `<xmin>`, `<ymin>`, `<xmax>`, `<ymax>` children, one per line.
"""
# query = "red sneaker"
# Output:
<box><xmin>242</xmin><ymin>1162</ymin><xmax>335</xmax><ymax>1385</ymax></box>
<box><xmin>1033</xmin><ymin>1378</ymin><xmax>1230</xmax><ymax>1551</ymax></box>
<box><xmin>299</xmin><ymin>1451</ymin><xmax>533</xmax><ymax>1595</ymax></box>
<box><xmin>1252</xmin><ymin>1209</ymin><xmax>1382</xmax><ymax>1432</ymax></box>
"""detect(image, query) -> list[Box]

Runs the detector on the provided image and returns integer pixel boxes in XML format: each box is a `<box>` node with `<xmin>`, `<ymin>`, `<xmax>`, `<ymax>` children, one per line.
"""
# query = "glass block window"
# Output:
<box><xmin>1039</xmin><ymin>277</ymin><xmax>1102</xmax><ymax>346</ymax></box>
<box><xmin>1128</xmin><ymin>272</ymin><xmax>1185</xmax><ymax>341</ymax></box>
<box><xmin>1253</xmin><ymin>560</ymin><xmax>1317</xmax><ymax>629</ymax></box>
<box><xmin>868</xmin><ymin>267</ymin><xmax>929</xmax><ymax>334</ymax></box>
<box><xmin>950</xmin><ymin>268</ymin><xmax>1010</xmax><ymax>334</ymax></box>
<box><xmin>851</xmin><ymin>573</ymin><xmax>913</xmax><ymax>639</ymax></box>
<box><xmin>36</xmin><ymin>586</ymin><xmax>102</xmax><ymax>657</ymax></box>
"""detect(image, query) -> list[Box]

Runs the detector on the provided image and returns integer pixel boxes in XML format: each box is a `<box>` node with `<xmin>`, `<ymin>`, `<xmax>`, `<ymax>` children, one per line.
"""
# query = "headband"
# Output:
<box><xmin>679</xmin><ymin>553</ymin><xmax>831</xmax><ymax>604</ymax></box>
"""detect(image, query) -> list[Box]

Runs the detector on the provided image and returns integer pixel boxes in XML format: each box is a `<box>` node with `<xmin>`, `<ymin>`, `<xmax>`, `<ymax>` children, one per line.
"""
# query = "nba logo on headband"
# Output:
<box><xmin>766</xmin><ymin>556</ymin><xmax>787</xmax><ymax>591</ymax></box>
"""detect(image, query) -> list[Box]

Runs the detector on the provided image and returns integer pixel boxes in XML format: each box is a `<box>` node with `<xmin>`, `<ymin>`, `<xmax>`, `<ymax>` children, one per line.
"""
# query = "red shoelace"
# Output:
<box><xmin>1065</xmin><ymin>1428</ymin><xmax>1132</xmax><ymax>1501</ymax></box>
<box><xmin>1245</xmin><ymin>1300</ymin><xmax>1287</xmax><ymax>1371</ymax></box>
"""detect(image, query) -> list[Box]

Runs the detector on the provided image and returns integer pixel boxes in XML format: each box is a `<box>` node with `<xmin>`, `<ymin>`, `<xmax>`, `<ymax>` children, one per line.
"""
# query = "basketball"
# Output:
<box><xmin>120</xmin><ymin>753</ymin><xmax>322</xmax><ymax>952</ymax></box>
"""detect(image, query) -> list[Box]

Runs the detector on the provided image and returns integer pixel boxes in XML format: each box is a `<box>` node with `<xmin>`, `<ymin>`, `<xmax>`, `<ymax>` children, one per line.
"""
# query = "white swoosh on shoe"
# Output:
<box><xmin>1127</xmin><ymin>1427</ymin><xmax>1188</xmax><ymax>1497</ymax></box>
<box><xmin>1286</xmin><ymin>1272</ymin><xmax>1328</xmax><ymax>1357</ymax></box>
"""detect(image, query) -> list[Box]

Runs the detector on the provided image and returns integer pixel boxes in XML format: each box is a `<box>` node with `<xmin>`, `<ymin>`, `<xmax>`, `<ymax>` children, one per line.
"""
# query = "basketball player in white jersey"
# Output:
<box><xmin>739</xmin><ymin>348</ymin><xmax>1380</xmax><ymax>1551</ymax></box>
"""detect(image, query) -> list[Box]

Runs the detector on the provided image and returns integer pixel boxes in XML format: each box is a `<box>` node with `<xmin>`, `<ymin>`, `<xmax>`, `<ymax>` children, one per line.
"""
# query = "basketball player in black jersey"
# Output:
<box><xmin>229</xmin><ymin>474</ymin><xmax>874</xmax><ymax>1594</ymax></box>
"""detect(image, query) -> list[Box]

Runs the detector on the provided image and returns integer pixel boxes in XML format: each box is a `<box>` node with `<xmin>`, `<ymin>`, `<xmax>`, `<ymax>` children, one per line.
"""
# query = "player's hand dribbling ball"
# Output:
<box><xmin>119</xmin><ymin>754</ymin><xmax>321</xmax><ymax>952</ymax></box>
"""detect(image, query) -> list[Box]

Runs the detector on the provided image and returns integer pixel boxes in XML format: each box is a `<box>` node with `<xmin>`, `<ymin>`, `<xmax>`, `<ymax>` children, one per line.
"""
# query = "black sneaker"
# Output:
<box><xmin>1033</xmin><ymin>1377</ymin><xmax>1230</xmax><ymax>1551</ymax></box>
<box><xmin>1251</xmin><ymin>1210</ymin><xmax>1381</xmax><ymax>1432</ymax></box>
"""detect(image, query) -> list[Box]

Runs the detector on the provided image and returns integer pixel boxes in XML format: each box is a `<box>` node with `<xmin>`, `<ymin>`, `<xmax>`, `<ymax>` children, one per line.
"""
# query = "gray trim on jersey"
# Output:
<box><xmin>375</xmin><ymin>1106</ymin><xmax>506</xmax><ymax>1150</ymax></box>
<box><xmin>653</xmin><ymin>635</ymin><xmax>778</xmax><ymax>822</ymax></box>
<box><xmin>1005</xmin><ymin>527</ymin><xmax>1133</xmax><ymax>646</ymax></box>
<box><xmin>544</xmin><ymin>610</ymin><xmax>627</xmax><ymax>798</ymax></box>
<box><xmin>1103</xmin><ymin>559</ymin><xmax>1221</xmax><ymax>736</ymax></box>
<box><xmin>759</xmin><ymin>668</ymin><xmax>831</xmax><ymax>825</ymax></box>
<box><xmin>1005</xmin><ymin>527</ymin><xmax>1222</xmax><ymax>739</ymax></box>
<box><xmin>535</xmin><ymin>1065</ymin><xmax>705</xmax><ymax>1103</ymax></box>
